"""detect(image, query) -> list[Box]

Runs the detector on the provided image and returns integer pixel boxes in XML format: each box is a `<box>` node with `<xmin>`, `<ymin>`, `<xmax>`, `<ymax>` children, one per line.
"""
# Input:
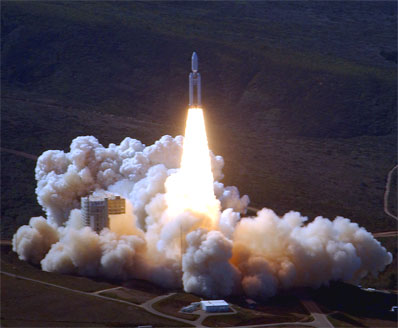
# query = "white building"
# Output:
<box><xmin>81</xmin><ymin>195</ymin><xmax>125</xmax><ymax>233</ymax></box>
<box><xmin>200</xmin><ymin>300</ymin><xmax>229</xmax><ymax>313</ymax></box>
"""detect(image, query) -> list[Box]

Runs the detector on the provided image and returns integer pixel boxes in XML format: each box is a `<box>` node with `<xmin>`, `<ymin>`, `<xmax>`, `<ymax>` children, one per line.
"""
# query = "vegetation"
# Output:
<box><xmin>201</xmin><ymin>293</ymin><xmax>312</xmax><ymax>327</ymax></box>
<box><xmin>328</xmin><ymin>312</ymin><xmax>367</xmax><ymax>327</ymax></box>
<box><xmin>328</xmin><ymin>311</ymin><xmax>397</xmax><ymax>328</ymax></box>
<box><xmin>313</xmin><ymin>281</ymin><xmax>397</xmax><ymax>327</ymax></box>
<box><xmin>102</xmin><ymin>288</ymin><xmax>157</xmax><ymax>305</ymax></box>
<box><xmin>1</xmin><ymin>274</ymin><xmax>187</xmax><ymax>327</ymax></box>
<box><xmin>202</xmin><ymin>303</ymin><xmax>311</xmax><ymax>327</ymax></box>
<box><xmin>2</xmin><ymin>1</ymin><xmax>396</xmax><ymax>239</ymax></box>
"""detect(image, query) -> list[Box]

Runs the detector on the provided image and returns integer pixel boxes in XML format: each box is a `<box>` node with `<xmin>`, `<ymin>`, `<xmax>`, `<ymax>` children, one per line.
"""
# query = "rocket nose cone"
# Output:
<box><xmin>192</xmin><ymin>52</ymin><xmax>198</xmax><ymax>72</ymax></box>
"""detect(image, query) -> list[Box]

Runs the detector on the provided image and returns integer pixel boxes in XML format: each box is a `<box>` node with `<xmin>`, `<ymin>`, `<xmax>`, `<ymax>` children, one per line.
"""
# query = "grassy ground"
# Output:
<box><xmin>203</xmin><ymin>294</ymin><xmax>312</xmax><ymax>327</ymax></box>
<box><xmin>2</xmin><ymin>1</ymin><xmax>396</xmax><ymax>240</ymax></box>
<box><xmin>202</xmin><ymin>303</ymin><xmax>312</xmax><ymax>327</ymax></box>
<box><xmin>328</xmin><ymin>311</ymin><xmax>398</xmax><ymax>328</ymax></box>
<box><xmin>152</xmin><ymin>293</ymin><xmax>201</xmax><ymax>321</ymax></box>
<box><xmin>313</xmin><ymin>281</ymin><xmax>397</xmax><ymax>327</ymax></box>
<box><xmin>101</xmin><ymin>287</ymin><xmax>156</xmax><ymax>305</ymax></box>
<box><xmin>1</xmin><ymin>274</ymin><xmax>187</xmax><ymax>327</ymax></box>
<box><xmin>121</xmin><ymin>278</ymin><xmax>169</xmax><ymax>297</ymax></box>
<box><xmin>226</xmin><ymin>293</ymin><xmax>311</xmax><ymax>316</ymax></box>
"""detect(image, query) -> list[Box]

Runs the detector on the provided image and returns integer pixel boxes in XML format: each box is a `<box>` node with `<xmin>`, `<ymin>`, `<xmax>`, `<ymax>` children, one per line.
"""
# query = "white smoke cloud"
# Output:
<box><xmin>182</xmin><ymin>229</ymin><xmax>240</xmax><ymax>298</ymax></box>
<box><xmin>232</xmin><ymin>209</ymin><xmax>392</xmax><ymax>299</ymax></box>
<box><xmin>13</xmin><ymin>135</ymin><xmax>392</xmax><ymax>299</ymax></box>
<box><xmin>12</xmin><ymin>216</ymin><xmax>59</xmax><ymax>265</ymax></box>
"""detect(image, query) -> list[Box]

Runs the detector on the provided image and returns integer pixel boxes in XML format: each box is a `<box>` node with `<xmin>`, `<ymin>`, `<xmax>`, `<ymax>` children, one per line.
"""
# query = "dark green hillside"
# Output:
<box><xmin>1</xmin><ymin>1</ymin><xmax>397</xmax><ymax>238</ymax></box>
<box><xmin>2</xmin><ymin>1</ymin><xmax>396</xmax><ymax>136</ymax></box>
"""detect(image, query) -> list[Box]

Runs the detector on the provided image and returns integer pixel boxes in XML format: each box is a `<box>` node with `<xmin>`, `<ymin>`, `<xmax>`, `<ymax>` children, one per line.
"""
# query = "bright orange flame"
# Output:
<box><xmin>165</xmin><ymin>107</ymin><xmax>220</xmax><ymax>223</ymax></box>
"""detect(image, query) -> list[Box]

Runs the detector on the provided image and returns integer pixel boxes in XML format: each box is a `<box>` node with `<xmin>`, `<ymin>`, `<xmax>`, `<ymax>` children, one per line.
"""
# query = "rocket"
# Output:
<box><xmin>189</xmin><ymin>52</ymin><xmax>201</xmax><ymax>107</ymax></box>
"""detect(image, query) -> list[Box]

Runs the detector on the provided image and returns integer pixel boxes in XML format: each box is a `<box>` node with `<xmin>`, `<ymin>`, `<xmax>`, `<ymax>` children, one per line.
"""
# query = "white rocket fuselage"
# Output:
<box><xmin>189</xmin><ymin>52</ymin><xmax>201</xmax><ymax>107</ymax></box>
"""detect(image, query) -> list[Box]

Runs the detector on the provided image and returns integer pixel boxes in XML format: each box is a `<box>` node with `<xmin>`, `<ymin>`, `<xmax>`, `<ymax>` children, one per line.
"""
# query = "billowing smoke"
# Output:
<box><xmin>13</xmin><ymin>135</ymin><xmax>392</xmax><ymax>299</ymax></box>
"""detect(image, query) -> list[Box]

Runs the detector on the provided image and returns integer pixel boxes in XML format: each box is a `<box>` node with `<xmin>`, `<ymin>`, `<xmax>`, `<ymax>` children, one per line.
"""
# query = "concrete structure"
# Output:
<box><xmin>81</xmin><ymin>195</ymin><xmax>126</xmax><ymax>233</ymax></box>
<box><xmin>107</xmin><ymin>195</ymin><xmax>126</xmax><ymax>214</ymax></box>
<box><xmin>181</xmin><ymin>302</ymin><xmax>200</xmax><ymax>313</ymax></box>
<box><xmin>200</xmin><ymin>300</ymin><xmax>229</xmax><ymax>313</ymax></box>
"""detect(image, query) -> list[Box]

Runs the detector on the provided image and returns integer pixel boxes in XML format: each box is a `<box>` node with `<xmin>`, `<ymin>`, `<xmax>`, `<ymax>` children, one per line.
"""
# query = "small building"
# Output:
<box><xmin>81</xmin><ymin>195</ymin><xmax>126</xmax><ymax>233</ymax></box>
<box><xmin>200</xmin><ymin>300</ymin><xmax>229</xmax><ymax>313</ymax></box>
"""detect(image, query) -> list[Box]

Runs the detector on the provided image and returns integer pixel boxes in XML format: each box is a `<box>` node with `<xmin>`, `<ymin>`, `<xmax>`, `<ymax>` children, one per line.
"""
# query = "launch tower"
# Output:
<box><xmin>81</xmin><ymin>195</ymin><xmax>126</xmax><ymax>233</ymax></box>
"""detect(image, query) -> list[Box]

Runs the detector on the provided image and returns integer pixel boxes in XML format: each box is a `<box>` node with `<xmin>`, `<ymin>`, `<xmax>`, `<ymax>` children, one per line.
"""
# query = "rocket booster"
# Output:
<box><xmin>189</xmin><ymin>52</ymin><xmax>201</xmax><ymax>107</ymax></box>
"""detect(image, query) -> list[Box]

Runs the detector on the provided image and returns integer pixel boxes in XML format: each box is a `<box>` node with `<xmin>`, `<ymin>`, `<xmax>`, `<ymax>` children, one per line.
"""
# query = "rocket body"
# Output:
<box><xmin>189</xmin><ymin>52</ymin><xmax>201</xmax><ymax>107</ymax></box>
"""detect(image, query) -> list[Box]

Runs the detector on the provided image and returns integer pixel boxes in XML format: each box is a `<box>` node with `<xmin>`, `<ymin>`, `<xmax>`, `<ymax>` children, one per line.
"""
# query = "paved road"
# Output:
<box><xmin>91</xmin><ymin>286</ymin><xmax>124</xmax><ymax>295</ymax></box>
<box><xmin>300</xmin><ymin>298</ymin><xmax>334</xmax><ymax>328</ymax></box>
<box><xmin>384</xmin><ymin>164</ymin><xmax>398</xmax><ymax>220</ymax></box>
<box><xmin>0</xmin><ymin>147</ymin><xmax>38</xmax><ymax>160</ymax></box>
<box><xmin>373</xmin><ymin>231</ymin><xmax>398</xmax><ymax>238</ymax></box>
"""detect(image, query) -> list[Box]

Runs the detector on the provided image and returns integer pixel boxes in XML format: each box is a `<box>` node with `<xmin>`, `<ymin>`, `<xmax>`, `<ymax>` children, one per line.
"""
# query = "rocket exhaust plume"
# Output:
<box><xmin>166</xmin><ymin>107</ymin><xmax>219</xmax><ymax>223</ymax></box>
<box><xmin>12</xmin><ymin>52</ymin><xmax>393</xmax><ymax>300</ymax></box>
<box><xmin>166</xmin><ymin>54</ymin><xmax>218</xmax><ymax>222</ymax></box>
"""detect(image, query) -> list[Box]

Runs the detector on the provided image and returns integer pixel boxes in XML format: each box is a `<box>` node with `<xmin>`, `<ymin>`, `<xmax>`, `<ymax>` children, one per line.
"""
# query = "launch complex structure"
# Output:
<box><xmin>81</xmin><ymin>195</ymin><xmax>126</xmax><ymax>233</ymax></box>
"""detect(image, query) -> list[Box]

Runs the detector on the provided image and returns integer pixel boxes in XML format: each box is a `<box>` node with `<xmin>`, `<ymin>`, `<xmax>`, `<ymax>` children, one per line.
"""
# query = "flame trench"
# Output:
<box><xmin>166</xmin><ymin>107</ymin><xmax>219</xmax><ymax>223</ymax></box>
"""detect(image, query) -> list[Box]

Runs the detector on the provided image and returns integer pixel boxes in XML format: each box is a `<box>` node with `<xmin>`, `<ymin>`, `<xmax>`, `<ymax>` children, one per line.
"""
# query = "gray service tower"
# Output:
<box><xmin>189</xmin><ymin>52</ymin><xmax>201</xmax><ymax>107</ymax></box>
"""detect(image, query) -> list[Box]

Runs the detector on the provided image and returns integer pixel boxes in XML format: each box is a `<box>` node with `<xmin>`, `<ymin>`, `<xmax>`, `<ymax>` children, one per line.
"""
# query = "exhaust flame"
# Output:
<box><xmin>166</xmin><ymin>107</ymin><xmax>219</xmax><ymax>223</ymax></box>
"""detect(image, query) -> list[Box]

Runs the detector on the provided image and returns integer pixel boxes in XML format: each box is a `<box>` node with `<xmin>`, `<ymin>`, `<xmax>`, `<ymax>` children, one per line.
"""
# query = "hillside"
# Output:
<box><xmin>1</xmin><ymin>1</ymin><xmax>397</xmax><ymax>238</ymax></box>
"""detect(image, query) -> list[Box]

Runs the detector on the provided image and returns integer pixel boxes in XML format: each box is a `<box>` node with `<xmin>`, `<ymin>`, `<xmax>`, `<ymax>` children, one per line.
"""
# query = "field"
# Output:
<box><xmin>102</xmin><ymin>287</ymin><xmax>158</xmax><ymax>305</ymax></box>
<box><xmin>1</xmin><ymin>244</ymin><xmax>188</xmax><ymax>327</ymax></box>
<box><xmin>152</xmin><ymin>293</ymin><xmax>201</xmax><ymax>321</ymax></box>
<box><xmin>202</xmin><ymin>302</ymin><xmax>311</xmax><ymax>327</ymax></box>
<box><xmin>328</xmin><ymin>312</ymin><xmax>397</xmax><ymax>328</ymax></box>
<box><xmin>314</xmin><ymin>281</ymin><xmax>397</xmax><ymax>328</ymax></box>
<box><xmin>1</xmin><ymin>274</ymin><xmax>186</xmax><ymax>327</ymax></box>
